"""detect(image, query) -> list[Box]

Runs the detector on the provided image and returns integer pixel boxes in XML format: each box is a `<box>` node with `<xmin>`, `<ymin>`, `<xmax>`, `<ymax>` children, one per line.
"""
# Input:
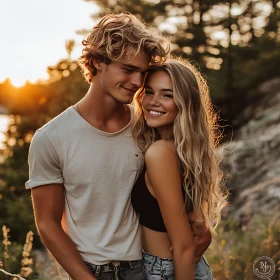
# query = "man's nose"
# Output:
<box><xmin>130</xmin><ymin>72</ymin><xmax>144</xmax><ymax>88</ymax></box>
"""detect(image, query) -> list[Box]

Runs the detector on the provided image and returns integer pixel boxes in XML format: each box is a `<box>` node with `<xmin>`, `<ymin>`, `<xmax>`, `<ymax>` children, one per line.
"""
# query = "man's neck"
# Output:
<box><xmin>76</xmin><ymin>84</ymin><xmax>131</xmax><ymax>133</ymax></box>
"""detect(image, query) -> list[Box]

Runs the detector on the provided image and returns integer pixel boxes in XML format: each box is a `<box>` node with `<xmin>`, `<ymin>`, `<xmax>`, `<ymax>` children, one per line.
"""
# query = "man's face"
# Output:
<box><xmin>98</xmin><ymin>50</ymin><xmax>150</xmax><ymax>104</ymax></box>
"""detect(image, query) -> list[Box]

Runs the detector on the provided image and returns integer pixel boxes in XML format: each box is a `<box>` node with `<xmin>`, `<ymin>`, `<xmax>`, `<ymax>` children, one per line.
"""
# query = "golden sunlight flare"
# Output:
<box><xmin>10</xmin><ymin>77</ymin><xmax>28</xmax><ymax>88</ymax></box>
<box><xmin>0</xmin><ymin>115</ymin><xmax>9</xmax><ymax>132</ymax></box>
<box><xmin>0</xmin><ymin>115</ymin><xmax>9</xmax><ymax>151</ymax></box>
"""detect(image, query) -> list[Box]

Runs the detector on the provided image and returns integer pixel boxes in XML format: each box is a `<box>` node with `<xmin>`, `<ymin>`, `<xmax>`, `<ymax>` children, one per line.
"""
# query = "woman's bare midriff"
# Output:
<box><xmin>141</xmin><ymin>225</ymin><xmax>173</xmax><ymax>258</ymax></box>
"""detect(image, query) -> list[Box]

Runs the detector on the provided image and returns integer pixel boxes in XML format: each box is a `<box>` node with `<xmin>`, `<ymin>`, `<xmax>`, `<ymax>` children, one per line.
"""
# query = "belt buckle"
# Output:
<box><xmin>112</xmin><ymin>261</ymin><xmax>120</xmax><ymax>267</ymax></box>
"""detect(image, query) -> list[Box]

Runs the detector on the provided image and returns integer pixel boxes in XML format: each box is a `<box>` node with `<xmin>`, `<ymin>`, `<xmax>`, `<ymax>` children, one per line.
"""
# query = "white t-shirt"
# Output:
<box><xmin>26</xmin><ymin>105</ymin><xmax>144</xmax><ymax>265</ymax></box>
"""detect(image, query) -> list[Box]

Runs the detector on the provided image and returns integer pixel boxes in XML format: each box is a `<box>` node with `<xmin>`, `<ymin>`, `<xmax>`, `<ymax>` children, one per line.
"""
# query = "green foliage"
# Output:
<box><xmin>205</xmin><ymin>214</ymin><xmax>280</xmax><ymax>279</ymax></box>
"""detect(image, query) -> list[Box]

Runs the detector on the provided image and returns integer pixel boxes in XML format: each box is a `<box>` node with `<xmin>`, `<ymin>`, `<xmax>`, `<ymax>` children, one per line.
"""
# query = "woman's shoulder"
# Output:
<box><xmin>144</xmin><ymin>140</ymin><xmax>182</xmax><ymax>194</ymax></box>
<box><xmin>145</xmin><ymin>140</ymin><xmax>177</xmax><ymax>164</ymax></box>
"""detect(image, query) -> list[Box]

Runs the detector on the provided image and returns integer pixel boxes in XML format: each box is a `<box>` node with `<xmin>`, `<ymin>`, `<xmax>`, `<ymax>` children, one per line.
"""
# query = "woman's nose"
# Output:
<box><xmin>148</xmin><ymin>94</ymin><xmax>160</xmax><ymax>106</ymax></box>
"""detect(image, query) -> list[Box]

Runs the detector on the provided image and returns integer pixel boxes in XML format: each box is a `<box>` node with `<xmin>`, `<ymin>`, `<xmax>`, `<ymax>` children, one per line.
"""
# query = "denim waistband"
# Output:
<box><xmin>85</xmin><ymin>259</ymin><xmax>141</xmax><ymax>273</ymax></box>
<box><xmin>142</xmin><ymin>250</ymin><xmax>173</xmax><ymax>266</ymax></box>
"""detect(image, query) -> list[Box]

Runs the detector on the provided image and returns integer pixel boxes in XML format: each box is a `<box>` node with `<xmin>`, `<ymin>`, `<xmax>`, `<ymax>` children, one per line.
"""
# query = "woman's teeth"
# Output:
<box><xmin>149</xmin><ymin>110</ymin><xmax>163</xmax><ymax>115</ymax></box>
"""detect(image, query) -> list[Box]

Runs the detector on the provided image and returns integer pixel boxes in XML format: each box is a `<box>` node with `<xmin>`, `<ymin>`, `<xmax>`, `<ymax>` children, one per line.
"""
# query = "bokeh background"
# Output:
<box><xmin>0</xmin><ymin>0</ymin><xmax>280</xmax><ymax>279</ymax></box>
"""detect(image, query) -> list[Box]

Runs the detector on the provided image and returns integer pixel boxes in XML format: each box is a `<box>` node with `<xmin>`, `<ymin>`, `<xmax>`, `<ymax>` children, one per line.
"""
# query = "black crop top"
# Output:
<box><xmin>131</xmin><ymin>165</ymin><xmax>194</xmax><ymax>232</ymax></box>
<box><xmin>131</xmin><ymin>165</ymin><xmax>167</xmax><ymax>232</ymax></box>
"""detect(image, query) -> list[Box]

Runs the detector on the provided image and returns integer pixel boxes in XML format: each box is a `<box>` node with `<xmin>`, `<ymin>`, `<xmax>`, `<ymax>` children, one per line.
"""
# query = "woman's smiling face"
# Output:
<box><xmin>142</xmin><ymin>70</ymin><xmax>178</xmax><ymax>137</ymax></box>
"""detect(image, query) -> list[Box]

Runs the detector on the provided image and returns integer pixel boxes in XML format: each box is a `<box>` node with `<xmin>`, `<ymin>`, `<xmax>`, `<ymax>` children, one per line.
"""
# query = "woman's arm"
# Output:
<box><xmin>145</xmin><ymin>140</ymin><xmax>196</xmax><ymax>280</ymax></box>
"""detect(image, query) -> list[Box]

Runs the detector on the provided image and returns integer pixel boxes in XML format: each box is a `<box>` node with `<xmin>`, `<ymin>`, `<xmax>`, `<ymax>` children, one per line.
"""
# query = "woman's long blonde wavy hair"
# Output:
<box><xmin>132</xmin><ymin>58</ymin><xmax>228</xmax><ymax>231</ymax></box>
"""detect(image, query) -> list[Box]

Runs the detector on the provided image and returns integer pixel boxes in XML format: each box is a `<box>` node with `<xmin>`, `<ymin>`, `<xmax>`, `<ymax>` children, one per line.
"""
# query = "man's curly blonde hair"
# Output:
<box><xmin>79</xmin><ymin>12</ymin><xmax>170</xmax><ymax>83</ymax></box>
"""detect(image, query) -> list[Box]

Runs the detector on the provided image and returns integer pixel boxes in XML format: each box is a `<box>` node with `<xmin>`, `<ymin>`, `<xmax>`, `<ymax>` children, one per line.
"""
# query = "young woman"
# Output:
<box><xmin>131</xmin><ymin>58</ymin><xmax>228</xmax><ymax>280</ymax></box>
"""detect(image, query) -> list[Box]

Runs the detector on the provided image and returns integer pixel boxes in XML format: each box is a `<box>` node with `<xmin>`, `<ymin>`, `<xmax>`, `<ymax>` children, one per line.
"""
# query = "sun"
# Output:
<box><xmin>10</xmin><ymin>77</ymin><xmax>27</xmax><ymax>88</ymax></box>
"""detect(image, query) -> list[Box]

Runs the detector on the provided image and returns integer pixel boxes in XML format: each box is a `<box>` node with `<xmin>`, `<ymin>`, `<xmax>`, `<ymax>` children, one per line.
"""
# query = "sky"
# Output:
<box><xmin>0</xmin><ymin>0</ymin><xmax>100</xmax><ymax>87</ymax></box>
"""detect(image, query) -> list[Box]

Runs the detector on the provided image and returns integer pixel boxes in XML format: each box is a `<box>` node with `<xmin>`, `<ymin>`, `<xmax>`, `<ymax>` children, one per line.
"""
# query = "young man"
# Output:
<box><xmin>26</xmin><ymin>13</ymin><xmax>169</xmax><ymax>280</ymax></box>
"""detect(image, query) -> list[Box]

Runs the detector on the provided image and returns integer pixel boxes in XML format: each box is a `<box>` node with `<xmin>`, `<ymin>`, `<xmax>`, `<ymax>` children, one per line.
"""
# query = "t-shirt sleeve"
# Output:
<box><xmin>25</xmin><ymin>130</ymin><xmax>64</xmax><ymax>189</ymax></box>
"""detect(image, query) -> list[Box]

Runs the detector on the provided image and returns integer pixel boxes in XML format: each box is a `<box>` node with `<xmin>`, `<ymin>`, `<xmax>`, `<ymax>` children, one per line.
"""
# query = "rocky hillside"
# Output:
<box><xmin>220</xmin><ymin>77</ymin><xmax>280</xmax><ymax>223</ymax></box>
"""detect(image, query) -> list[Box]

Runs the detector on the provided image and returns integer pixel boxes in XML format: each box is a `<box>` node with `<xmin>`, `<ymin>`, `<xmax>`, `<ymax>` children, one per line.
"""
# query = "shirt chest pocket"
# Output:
<box><xmin>128</xmin><ymin>151</ymin><xmax>144</xmax><ymax>171</ymax></box>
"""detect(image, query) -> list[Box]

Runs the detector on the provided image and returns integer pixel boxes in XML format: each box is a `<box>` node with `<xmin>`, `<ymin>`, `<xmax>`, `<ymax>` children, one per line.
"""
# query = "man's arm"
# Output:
<box><xmin>31</xmin><ymin>184</ymin><xmax>96</xmax><ymax>280</ymax></box>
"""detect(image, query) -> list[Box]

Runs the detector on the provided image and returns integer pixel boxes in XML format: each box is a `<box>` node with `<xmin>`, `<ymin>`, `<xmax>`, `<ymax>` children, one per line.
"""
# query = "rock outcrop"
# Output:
<box><xmin>220</xmin><ymin>77</ymin><xmax>280</xmax><ymax>223</ymax></box>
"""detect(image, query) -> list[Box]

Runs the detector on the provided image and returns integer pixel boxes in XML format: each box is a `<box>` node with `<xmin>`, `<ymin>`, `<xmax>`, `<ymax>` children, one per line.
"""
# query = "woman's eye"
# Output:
<box><xmin>144</xmin><ymin>90</ymin><xmax>153</xmax><ymax>95</ymax></box>
<box><xmin>163</xmin><ymin>94</ymin><xmax>173</xmax><ymax>98</ymax></box>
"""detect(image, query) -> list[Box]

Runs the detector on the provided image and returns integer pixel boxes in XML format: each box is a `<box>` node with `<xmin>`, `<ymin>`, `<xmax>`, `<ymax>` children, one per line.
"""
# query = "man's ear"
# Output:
<box><xmin>93</xmin><ymin>59</ymin><xmax>103</xmax><ymax>70</ymax></box>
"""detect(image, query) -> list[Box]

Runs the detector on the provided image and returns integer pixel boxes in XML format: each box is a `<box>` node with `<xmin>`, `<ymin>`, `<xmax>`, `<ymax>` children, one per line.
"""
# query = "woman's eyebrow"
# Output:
<box><xmin>144</xmin><ymin>85</ymin><xmax>173</xmax><ymax>92</ymax></box>
<box><xmin>161</xmin><ymin>89</ymin><xmax>173</xmax><ymax>92</ymax></box>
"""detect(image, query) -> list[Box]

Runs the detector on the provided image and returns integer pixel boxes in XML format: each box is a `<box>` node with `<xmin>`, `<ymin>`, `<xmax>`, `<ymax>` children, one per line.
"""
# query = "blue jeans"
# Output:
<box><xmin>143</xmin><ymin>251</ymin><xmax>212</xmax><ymax>280</ymax></box>
<box><xmin>80</xmin><ymin>259</ymin><xmax>146</xmax><ymax>280</ymax></box>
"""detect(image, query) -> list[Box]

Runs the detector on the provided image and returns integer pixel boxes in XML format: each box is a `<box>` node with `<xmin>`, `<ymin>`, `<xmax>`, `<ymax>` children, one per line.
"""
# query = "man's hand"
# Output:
<box><xmin>189</xmin><ymin>220</ymin><xmax>212</xmax><ymax>262</ymax></box>
<box><xmin>169</xmin><ymin>219</ymin><xmax>212</xmax><ymax>262</ymax></box>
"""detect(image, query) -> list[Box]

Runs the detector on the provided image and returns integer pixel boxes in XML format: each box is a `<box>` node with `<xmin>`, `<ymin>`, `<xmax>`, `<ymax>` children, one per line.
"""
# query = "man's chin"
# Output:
<box><xmin>120</xmin><ymin>98</ymin><xmax>134</xmax><ymax>104</ymax></box>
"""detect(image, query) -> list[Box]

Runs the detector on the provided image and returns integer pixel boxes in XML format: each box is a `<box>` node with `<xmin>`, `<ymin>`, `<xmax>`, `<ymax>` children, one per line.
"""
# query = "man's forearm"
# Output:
<box><xmin>38</xmin><ymin>222</ymin><xmax>96</xmax><ymax>280</ymax></box>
